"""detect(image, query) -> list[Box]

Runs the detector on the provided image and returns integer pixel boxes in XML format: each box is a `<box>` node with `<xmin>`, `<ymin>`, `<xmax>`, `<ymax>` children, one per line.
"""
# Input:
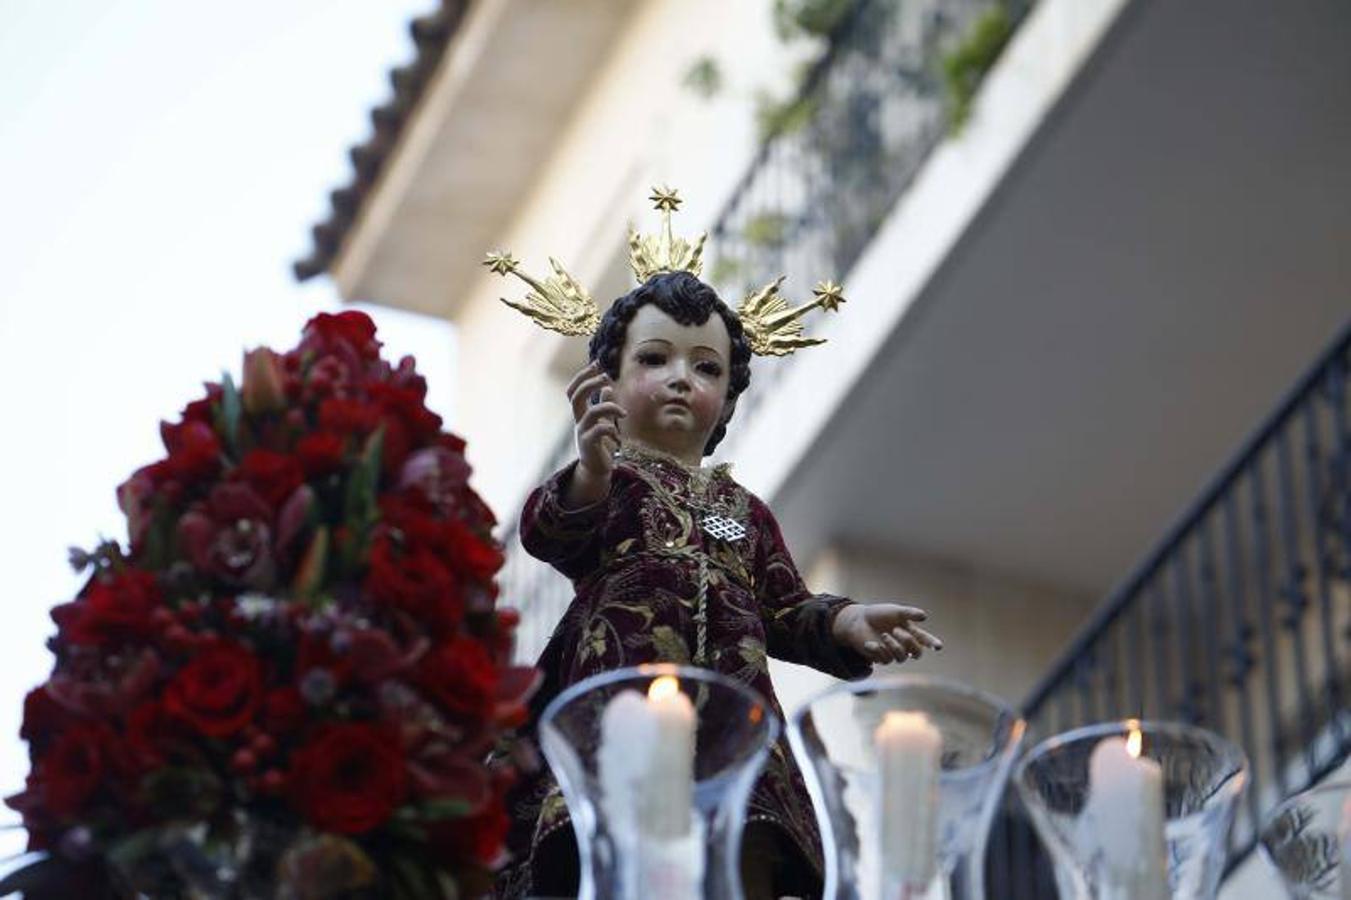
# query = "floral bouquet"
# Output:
<box><xmin>5</xmin><ymin>312</ymin><xmax>538</xmax><ymax>898</ymax></box>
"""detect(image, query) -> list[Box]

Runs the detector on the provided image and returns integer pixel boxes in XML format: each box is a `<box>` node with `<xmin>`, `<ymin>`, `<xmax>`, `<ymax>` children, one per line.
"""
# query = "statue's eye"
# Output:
<box><xmin>637</xmin><ymin>351</ymin><xmax>666</xmax><ymax>366</ymax></box>
<box><xmin>697</xmin><ymin>361</ymin><xmax>723</xmax><ymax>377</ymax></box>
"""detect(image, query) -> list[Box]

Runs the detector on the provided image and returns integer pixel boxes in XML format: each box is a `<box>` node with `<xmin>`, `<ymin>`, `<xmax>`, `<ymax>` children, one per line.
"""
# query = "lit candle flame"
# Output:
<box><xmin>1126</xmin><ymin>726</ymin><xmax>1144</xmax><ymax>759</ymax></box>
<box><xmin>648</xmin><ymin>675</ymin><xmax>680</xmax><ymax>701</ymax></box>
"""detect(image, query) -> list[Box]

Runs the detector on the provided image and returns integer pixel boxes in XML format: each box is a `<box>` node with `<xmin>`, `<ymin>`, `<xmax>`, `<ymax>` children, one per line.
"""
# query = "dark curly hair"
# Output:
<box><xmin>588</xmin><ymin>271</ymin><xmax>751</xmax><ymax>456</ymax></box>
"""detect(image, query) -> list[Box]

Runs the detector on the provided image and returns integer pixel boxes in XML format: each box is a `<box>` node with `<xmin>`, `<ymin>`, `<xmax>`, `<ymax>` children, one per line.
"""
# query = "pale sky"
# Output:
<box><xmin>0</xmin><ymin>0</ymin><xmax>453</xmax><ymax>849</ymax></box>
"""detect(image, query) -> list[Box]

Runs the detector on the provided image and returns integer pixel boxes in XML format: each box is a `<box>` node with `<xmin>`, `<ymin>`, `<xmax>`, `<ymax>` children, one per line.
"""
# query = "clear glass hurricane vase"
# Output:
<box><xmin>538</xmin><ymin>664</ymin><xmax>779</xmax><ymax>900</ymax></box>
<box><xmin>786</xmin><ymin>675</ymin><xmax>1026</xmax><ymax>900</ymax></box>
<box><xmin>1015</xmin><ymin>720</ymin><xmax>1248</xmax><ymax>900</ymax></box>
<box><xmin>1260</xmin><ymin>779</ymin><xmax>1351</xmax><ymax>899</ymax></box>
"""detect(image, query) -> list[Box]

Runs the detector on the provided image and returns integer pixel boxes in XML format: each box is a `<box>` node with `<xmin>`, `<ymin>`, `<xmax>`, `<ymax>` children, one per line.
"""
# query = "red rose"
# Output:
<box><xmin>62</xmin><ymin>569</ymin><xmax>161</xmax><ymax>647</ymax></box>
<box><xmin>414</xmin><ymin>637</ymin><xmax>498</xmax><ymax>720</ymax></box>
<box><xmin>164</xmin><ymin>641</ymin><xmax>262</xmax><ymax>738</ymax></box>
<box><xmin>444</xmin><ymin>519</ymin><xmax>504</xmax><ymax>582</ymax></box>
<box><xmin>363</xmin><ymin>536</ymin><xmax>461</xmax><ymax>631</ymax></box>
<box><xmin>36</xmin><ymin>722</ymin><xmax>119</xmax><ymax>817</ymax></box>
<box><xmin>239</xmin><ymin>449</ymin><xmax>304</xmax><ymax>511</ymax></box>
<box><xmin>289</xmin><ymin>722</ymin><xmax>405</xmax><ymax>834</ymax></box>
<box><xmin>160</xmin><ymin>419</ymin><xmax>222</xmax><ymax>484</ymax></box>
<box><xmin>295</xmin><ymin>432</ymin><xmax>345</xmax><ymax>477</ymax></box>
<box><xmin>302</xmin><ymin>311</ymin><xmax>380</xmax><ymax>359</ymax></box>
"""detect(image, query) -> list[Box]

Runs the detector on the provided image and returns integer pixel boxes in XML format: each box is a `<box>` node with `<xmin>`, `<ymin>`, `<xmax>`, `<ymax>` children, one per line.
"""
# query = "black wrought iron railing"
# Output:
<box><xmin>708</xmin><ymin>0</ymin><xmax>1032</xmax><ymax>452</ymax></box>
<box><xmin>990</xmin><ymin>319</ymin><xmax>1351</xmax><ymax>893</ymax></box>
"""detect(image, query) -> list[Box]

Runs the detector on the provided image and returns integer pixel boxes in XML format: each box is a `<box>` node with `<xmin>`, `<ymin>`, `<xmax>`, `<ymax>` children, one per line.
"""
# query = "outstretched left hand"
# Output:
<box><xmin>831</xmin><ymin>602</ymin><xmax>943</xmax><ymax>665</ymax></box>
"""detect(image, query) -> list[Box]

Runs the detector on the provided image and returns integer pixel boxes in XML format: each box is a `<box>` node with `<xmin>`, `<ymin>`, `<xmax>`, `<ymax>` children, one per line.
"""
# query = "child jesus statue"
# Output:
<box><xmin>487</xmin><ymin>189</ymin><xmax>942</xmax><ymax>900</ymax></box>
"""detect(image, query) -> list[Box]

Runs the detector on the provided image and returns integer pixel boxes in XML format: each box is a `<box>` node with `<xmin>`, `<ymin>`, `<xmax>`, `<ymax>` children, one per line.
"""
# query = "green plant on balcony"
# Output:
<box><xmin>754</xmin><ymin>89</ymin><xmax>821</xmax><ymax>141</ymax></box>
<box><xmin>708</xmin><ymin>255</ymin><xmax>746</xmax><ymax>288</ymax></box>
<box><xmin>742</xmin><ymin>212</ymin><xmax>791</xmax><ymax>249</ymax></box>
<box><xmin>942</xmin><ymin>5</ymin><xmax>1014</xmax><ymax>132</ymax></box>
<box><xmin>771</xmin><ymin>0</ymin><xmax>854</xmax><ymax>41</ymax></box>
<box><xmin>682</xmin><ymin>55</ymin><xmax>724</xmax><ymax>99</ymax></box>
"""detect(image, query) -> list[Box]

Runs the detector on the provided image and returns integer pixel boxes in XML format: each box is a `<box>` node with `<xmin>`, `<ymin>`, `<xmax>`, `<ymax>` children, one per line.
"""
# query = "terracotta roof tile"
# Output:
<box><xmin>294</xmin><ymin>0</ymin><xmax>469</xmax><ymax>281</ymax></box>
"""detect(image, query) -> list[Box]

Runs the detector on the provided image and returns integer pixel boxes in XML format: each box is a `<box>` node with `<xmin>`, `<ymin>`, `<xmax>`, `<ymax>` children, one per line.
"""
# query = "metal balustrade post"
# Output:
<box><xmin>1197</xmin><ymin>520</ymin><xmax>1227</xmax><ymax>735</ymax></box>
<box><xmin>1249</xmin><ymin>458</ymin><xmax>1290</xmax><ymax>798</ymax></box>
<box><xmin>1303</xmin><ymin>399</ymin><xmax>1345</xmax><ymax>750</ymax></box>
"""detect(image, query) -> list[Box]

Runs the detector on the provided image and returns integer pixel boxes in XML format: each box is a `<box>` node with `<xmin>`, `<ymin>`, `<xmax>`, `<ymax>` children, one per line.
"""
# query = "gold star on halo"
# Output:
<box><xmin>649</xmin><ymin>186</ymin><xmax>682</xmax><ymax>212</ymax></box>
<box><xmin>483</xmin><ymin>250</ymin><xmax>520</xmax><ymax>276</ymax></box>
<box><xmin>813</xmin><ymin>280</ymin><xmax>846</xmax><ymax>312</ymax></box>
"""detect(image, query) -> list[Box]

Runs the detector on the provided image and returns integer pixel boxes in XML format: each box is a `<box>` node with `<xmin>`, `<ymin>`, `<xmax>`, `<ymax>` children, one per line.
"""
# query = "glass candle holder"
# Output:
<box><xmin>786</xmin><ymin>674</ymin><xmax>1026</xmax><ymax>900</ymax></box>
<box><xmin>1259</xmin><ymin>779</ymin><xmax>1351</xmax><ymax>898</ymax></box>
<box><xmin>1015</xmin><ymin>720</ymin><xmax>1248</xmax><ymax>900</ymax></box>
<box><xmin>538</xmin><ymin>664</ymin><xmax>778</xmax><ymax>900</ymax></box>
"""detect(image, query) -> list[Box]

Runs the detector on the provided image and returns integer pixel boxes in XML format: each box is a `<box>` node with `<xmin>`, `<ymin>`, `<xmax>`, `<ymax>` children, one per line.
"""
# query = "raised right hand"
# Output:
<box><xmin>564</xmin><ymin>361</ymin><xmax>625</xmax><ymax>504</ymax></box>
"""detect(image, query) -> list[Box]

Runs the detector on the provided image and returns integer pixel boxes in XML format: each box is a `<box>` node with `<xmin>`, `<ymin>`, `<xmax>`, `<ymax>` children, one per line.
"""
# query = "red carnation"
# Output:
<box><xmin>295</xmin><ymin>432</ymin><xmax>345</xmax><ymax>477</ymax></box>
<box><xmin>364</xmin><ymin>535</ymin><xmax>462</xmax><ymax>631</ymax></box>
<box><xmin>160</xmin><ymin>419</ymin><xmax>222</xmax><ymax>484</ymax></box>
<box><xmin>302</xmin><ymin>311</ymin><xmax>380</xmax><ymax>359</ymax></box>
<box><xmin>318</xmin><ymin>397</ymin><xmax>381</xmax><ymax>436</ymax></box>
<box><xmin>164</xmin><ymin>641</ymin><xmax>262</xmax><ymax>738</ymax></box>
<box><xmin>62</xmin><ymin>569</ymin><xmax>161</xmax><ymax>647</ymax></box>
<box><xmin>444</xmin><ymin>519</ymin><xmax>504</xmax><ymax>583</ymax></box>
<box><xmin>289</xmin><ymin>722</ymin><xmax>406</xmax><ymax>835</ymax></box>
<box><xmin>239</xmin><ymin>449</ymin><xmax>304</xmax><ymax>511</ymax></box>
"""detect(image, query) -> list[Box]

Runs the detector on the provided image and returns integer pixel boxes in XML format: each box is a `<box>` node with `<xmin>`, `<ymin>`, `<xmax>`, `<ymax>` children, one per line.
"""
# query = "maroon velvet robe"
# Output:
<box><xmin>498</xmin><ymin>451</ymin><xmax>870</xmax><ymax>898</ymax></box>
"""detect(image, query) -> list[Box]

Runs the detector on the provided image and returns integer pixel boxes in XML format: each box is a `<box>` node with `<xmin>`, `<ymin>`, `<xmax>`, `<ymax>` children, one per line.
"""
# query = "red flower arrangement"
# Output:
<box><xmin>6</xmin><ymin>312</ymin><xmax>538</xmax><ymax>899</ymax></box>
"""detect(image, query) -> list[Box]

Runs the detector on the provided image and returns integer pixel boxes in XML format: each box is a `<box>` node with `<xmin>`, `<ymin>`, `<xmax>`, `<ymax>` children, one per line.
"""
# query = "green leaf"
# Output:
<box><xmin>219</xmin><ymin>372</ymin><xmax>242</xmax><ymax>453</ymax></box>
<box><xmin>682</xmin><ymin>56</ymin><xmax>723</xmax><ymax>99</ymax></box>
<box><xmin>142</xmin><ymin>766</ymin><xmax>222</xmax><ymax>820</ymax></box>
<box><xmin>339</xmin><ymin>426</ymin><xmax>384</xmax><ymax>575</ymax></box>
<box><xmin>415</xmin><ymin>798</ymin><xmax>473</xmax><ymax>821</ymax></box>
<box><xmin>141</xmin><ymin>497</ymin><xmax>176</xmax><ymax>571</ymax></box>
<box><xmin>941</xmin><ymin>5</ymin><xmax>1014</xmax><ymax>132</ymax></box>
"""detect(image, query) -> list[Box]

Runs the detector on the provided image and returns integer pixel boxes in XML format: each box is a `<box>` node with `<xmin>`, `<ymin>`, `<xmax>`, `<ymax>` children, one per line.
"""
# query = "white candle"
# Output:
<box><xmin>875</xmin><ymin>711</ymin><xmax>941</xmax><ymax>889</ymax></box>
<box><xmin>598</xmin><ymin>677</ymin><xmax>699</xmax><ymax>900</ymax></box>
<box><xmin>640</xmin><ymin>675</ymin><xmax>696</xmax><ymax>836</ymax></box>
<box><xmin>1084</xmin><ymin>728</ymin><xmax>1169</xmax><ymax>900</ymax></box>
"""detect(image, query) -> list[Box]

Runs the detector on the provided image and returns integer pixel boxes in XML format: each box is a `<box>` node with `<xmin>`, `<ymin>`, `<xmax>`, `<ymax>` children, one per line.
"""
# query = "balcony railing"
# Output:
<box><xmin>709</xmin><ymin>0</ymin><xmax>1032</xmax><ymax>455</ymax></box>
<box><xmin>990</xmin><ymin>317</ymin><xmax>1351</xmax><ymax>893</ymax></box>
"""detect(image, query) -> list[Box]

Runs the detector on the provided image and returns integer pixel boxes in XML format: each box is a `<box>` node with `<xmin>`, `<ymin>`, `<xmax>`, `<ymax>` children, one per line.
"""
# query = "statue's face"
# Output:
<box><xmin>613</xmin><ymin>304</ymin><xmax>731</xmax><ymax>463</ymax></box>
